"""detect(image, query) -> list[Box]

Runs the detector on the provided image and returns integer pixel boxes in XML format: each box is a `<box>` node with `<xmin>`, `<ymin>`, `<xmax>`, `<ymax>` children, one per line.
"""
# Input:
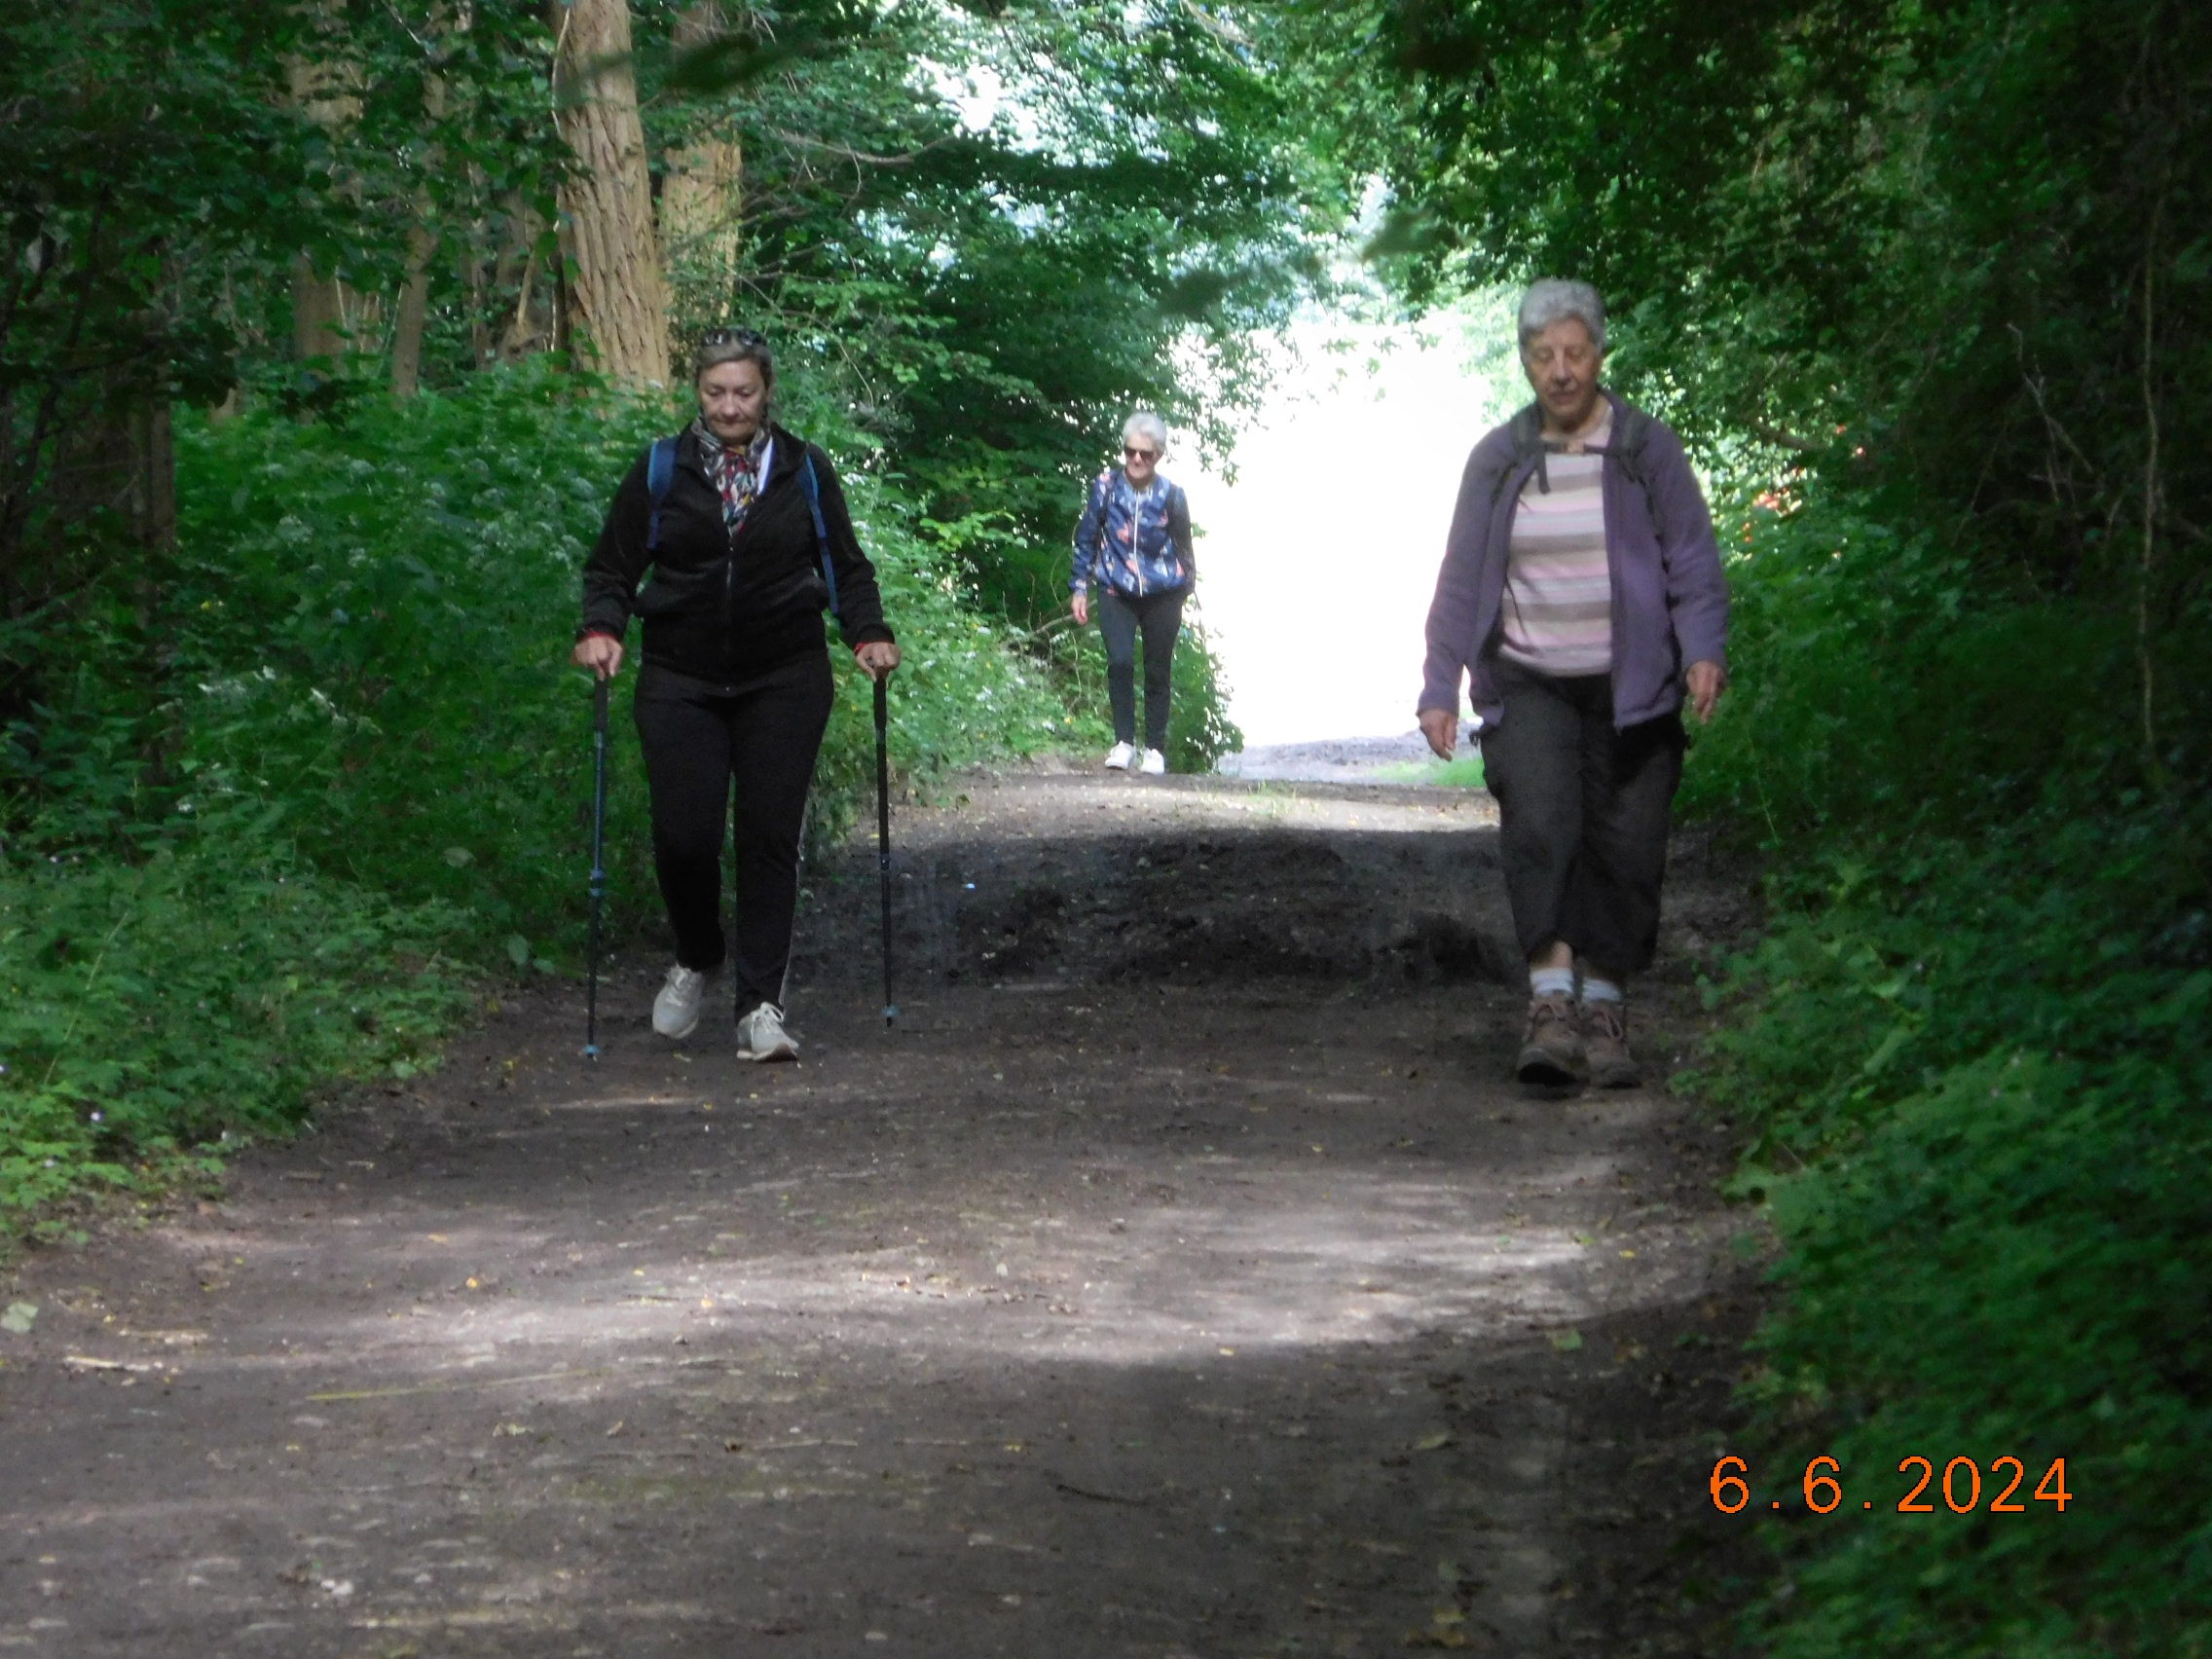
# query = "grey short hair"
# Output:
<box><xmin>1517</xmin><ymin>279</ymin><xmax>1606</xmax><ymax>353</ymax></box>
<box><xmin>1121</xmin><ymin>410</ymin><xmax>1168</xmax><ymax>453</ymax></box>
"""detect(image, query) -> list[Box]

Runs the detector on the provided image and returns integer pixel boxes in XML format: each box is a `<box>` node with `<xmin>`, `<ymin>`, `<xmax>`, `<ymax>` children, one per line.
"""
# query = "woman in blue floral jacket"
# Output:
<box><xmin>1069</xmin><ymin>411</ymin><xmax>1195</xmax><ymax>775</ymax></box>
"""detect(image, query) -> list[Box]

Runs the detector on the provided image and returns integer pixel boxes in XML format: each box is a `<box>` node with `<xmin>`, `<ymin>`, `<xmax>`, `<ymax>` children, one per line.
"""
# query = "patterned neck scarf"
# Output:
<box><xmin>691</xmin><ymin>418</ymin><xmax>772</xmax><ymax>531</ymax></box>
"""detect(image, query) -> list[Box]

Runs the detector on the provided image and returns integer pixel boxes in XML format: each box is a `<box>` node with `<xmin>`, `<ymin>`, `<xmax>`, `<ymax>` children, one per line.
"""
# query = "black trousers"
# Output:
<box><xmin>632</xmin><ymin>652</ymin><xmax>834</xmax><ymax>1010</ymax></box>
<box><xmin>1096</xmin><ymin>585</ymin><xmax>1187</xmax><ymax>750</ymax></box>
<box><xmin>1478</xmin><ymin>658</ymin><xmax>1685</xmax><ymax>978</ymax></box>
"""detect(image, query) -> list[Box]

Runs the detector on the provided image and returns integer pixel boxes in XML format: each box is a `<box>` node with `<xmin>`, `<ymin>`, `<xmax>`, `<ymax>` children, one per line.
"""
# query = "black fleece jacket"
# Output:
<box><xmin>579</xmin><ymin>424</ymin><xmax>894</xmax><ymax>682</ymax></box>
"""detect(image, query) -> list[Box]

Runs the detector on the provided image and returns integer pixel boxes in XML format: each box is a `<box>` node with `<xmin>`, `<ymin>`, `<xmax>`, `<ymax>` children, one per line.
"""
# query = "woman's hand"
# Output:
<box><xmin>1071</xmin><ymin>592</ymin><xmax>1088</xmax><ymax>627</ymax></box>
<box><xmin>1418</xmin><ymin>706</ymin><xmax>1459</xmax><ymax>760</ymax></box>
<box><xmin>854</xmin><ymin>640</ymin><xmax>901</xmax><ymax>681</ymax></box>
<box><xmin>1685</xmin><ymin>659</ymin><xmax>1727</xmax><ymax>722</ymax></box>
<box><xmin>572</xmin><ymin>633</ymin><xmax>624</xmax><ymax>680</ymax></box>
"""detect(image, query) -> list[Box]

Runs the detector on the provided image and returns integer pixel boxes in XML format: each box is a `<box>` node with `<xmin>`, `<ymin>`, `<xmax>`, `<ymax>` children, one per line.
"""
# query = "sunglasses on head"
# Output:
<box><xmin>701</xmin><ymin>327</ymin><xmax>770</xmax><ymax>350</ymax></box>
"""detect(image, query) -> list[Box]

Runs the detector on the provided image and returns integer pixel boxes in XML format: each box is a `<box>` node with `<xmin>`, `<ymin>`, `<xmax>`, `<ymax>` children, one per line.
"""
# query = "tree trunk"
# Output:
<box><xmin>494</xmin><ymin>200</ymin><xmax>558</xmax><ymax>361</ymax></box>
<box><xmin>388</xmin><ymin>223</ymin><xmax>438</xmax><ymax>396</ymax></box>
<box><xmin>390</xmin><ymin>53</ymin><xmax>448</xmax><ymax>398</ymax></box>
<box><xmin>293</xmin><ymin>257</ymin><xmax>350</xmax><ymax>365</ymax></box>
<box><xmin>288</xmin><ymin>52</ymin><xmax>362</xmax><ymax>370</ymax></box>
<box><xmin>661</xmin><ymin>4</ymin><xmax>744</xmax><ymax>314</ymax></box>
<box><xmin>551</xmin><ymin>0</ymin><xmax>672</xmax><ymax>388</ymax></box>
<box><xmin>123</xmin><ymin>397</ymin><xmax>175</xmax><ymax>556</ymax></box>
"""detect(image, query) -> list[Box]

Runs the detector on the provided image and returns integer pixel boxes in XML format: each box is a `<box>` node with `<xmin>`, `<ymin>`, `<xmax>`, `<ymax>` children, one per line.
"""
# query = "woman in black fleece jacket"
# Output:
<box><xmin>572</xmin><ymin>329</ymin><xmax>899</xmax><ymax>1060</ymax></box>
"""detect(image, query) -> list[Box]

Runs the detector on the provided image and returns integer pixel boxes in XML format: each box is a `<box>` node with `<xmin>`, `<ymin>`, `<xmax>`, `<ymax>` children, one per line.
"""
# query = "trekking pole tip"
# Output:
<box><xmin>883</xmin><ymin>1004</ymin><xmax>899</xmax><ymax>1026</ymax></box>
<box><xmin>583</xmin><ymin>1043</ymin><xmax>601</xmax><ymax>1060</ymax></box>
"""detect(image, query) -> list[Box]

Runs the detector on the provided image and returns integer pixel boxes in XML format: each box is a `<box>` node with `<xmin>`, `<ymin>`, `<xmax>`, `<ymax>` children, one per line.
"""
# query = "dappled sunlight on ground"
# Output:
<box><xmin>1</xmin><ymin>769</ymin><xmax>1752</xmax><ymax>1657</ymax></box>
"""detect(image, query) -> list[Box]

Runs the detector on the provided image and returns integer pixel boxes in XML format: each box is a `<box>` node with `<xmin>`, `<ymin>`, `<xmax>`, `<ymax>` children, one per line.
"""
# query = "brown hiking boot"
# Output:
<box><xmin>1515</xmin><ymin>993</ymin><xmax>1584</xmax><ymax>1087</ymax></box>
<box><xmin>1580</xmin><ymin>999</ymin><xmax>1641</xmax><ymax>1088</ymax></box>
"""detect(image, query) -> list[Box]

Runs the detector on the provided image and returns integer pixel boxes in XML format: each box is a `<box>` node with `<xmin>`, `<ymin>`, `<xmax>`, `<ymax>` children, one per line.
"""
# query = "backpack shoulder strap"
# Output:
<box><xmin>798</xmin><ymin>449</ymin><xmax>841</xmax><ymax>627</ymax></box>
<box><xmin>1489</xmin><ymin>405</ymin><xmax>1545</xmax><ymax>514</ymax></box>
<box><xmin>1604</xmin><ymin>403</ymin><xmax>1667</xmax><ymax>544</ymax></box>
<box><xmin>1506</xmin><ymin>403</ymin><xmax>1545</xmax><ymax>457</ymax></box>
<box><xmin>645</xmin><ymin>436</ymin><xmax>679</xmax><ymax>554</ymax></box>
<box><xmin>1609</xmin><ymin>403</ymin><xmax>1655</xmax><ymax>466</ymax></box>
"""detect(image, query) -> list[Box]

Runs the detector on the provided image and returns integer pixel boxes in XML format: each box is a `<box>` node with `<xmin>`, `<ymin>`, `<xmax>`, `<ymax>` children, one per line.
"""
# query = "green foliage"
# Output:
<box><xmin>1375</xmin><ymin>755</ymin><xmax>1485</xmax><ymax>790</ymax></box>
<box><xmin>643</xmin><ymin>0</ymin><xmax>1346</xmax><ymax>631</ymax></box>
<box><xmin>0</xmin><ymin>833</ymin><xmax>468</xmax><ymax>1229</ymax></box>
<box><xmin>4</xmin><ymin>0</ymin><xmax>1350</xmax><ymax>1235</ymax></box>
<box><xmin>1703</xmin><ymin>816</ymin><xmax>2211</xmax><ymax>1655</ymax></box>
<box><xmin>154</xmin><ymin>365</ymin><xmax>671</xmax><ymax>949</ymax></box>
<box><xmin>0</xmin><ymin>0</ymin><xmax>561</xmax><ymax>594</ymax></box>
<box><xmin>154</xmin><ymin>367</ymin><xmax>1060</xmax><ymax>940</ymax></box>
<box><xmin>1677</xmin><ymin>498</ymin><xmax>2145</xmax><ymax>851</ymax></box>
<box><xmin>1033</xmin><ymin>607</ymin><xmax>1241</xmax><ymax>775</ymax></box>
<box><xmin>1675</xmin><ymin>487</ymin><xmax>2211</xmax><ymax>1654</ymax></box>
<box><xmin>1335</xmin><ymin>0</ymin><xmax>2208</xmax><ymax>712</ymax></box>
<box><xmin>1313</xmin><ymin>3</ymin><xmax>2208</xmax><ymax>1641</ymax></box>
<box><xmin>1</xmin><ymin>368</ymin><xmax>1071</xmax><ymax>1231</ymax></box>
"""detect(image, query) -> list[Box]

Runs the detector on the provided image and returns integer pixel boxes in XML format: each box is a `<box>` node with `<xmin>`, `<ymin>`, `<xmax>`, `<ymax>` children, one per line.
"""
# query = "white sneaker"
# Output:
<box><xmin>652</xmin><ymin>964</ymin><xmax>710</xmax><ymax>1039</ymax></box>
<box><xmin>735</xmin><ymin>1001</ymin><xmax>799</xmax><ymax>1062</ymax></box>
<box><xmin>1104</xmin><ymin>741</ymin><xmax>1137</xmax><ymax>771</ymax></box>
<box><xmin>1138</xmin><ymin>748</ymin><xmax>1166</xmax><ymax>776</ymax></box>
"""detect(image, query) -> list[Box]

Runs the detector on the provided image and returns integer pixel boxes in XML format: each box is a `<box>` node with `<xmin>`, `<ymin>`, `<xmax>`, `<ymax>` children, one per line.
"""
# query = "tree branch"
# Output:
<box><xmin>763</xmin><ymin>128</ymin><xmax>949</xmax><ymax>167</ymax></box>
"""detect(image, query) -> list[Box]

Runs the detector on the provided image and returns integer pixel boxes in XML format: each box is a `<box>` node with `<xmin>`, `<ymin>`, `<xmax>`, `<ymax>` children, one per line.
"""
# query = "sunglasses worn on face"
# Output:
<box><xmin>1124</xmin><ymin>445</ymin><xmax>1160</xmax><ymax>461</ymax></box>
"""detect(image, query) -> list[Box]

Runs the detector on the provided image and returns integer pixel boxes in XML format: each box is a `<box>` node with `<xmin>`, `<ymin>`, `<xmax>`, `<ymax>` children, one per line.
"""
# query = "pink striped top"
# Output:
<box><xmin>1497</xmin><ymin>419</ymin><xmax>1612</xmax><ymax>677</ymax></box>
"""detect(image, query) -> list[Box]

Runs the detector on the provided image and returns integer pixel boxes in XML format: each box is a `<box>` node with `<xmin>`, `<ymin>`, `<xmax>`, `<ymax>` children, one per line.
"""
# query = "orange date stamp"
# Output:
<box><xmin>1710</xmin><ymin>1455</ymin><xmax>2071</xmax><ymax>1515</ymax></box>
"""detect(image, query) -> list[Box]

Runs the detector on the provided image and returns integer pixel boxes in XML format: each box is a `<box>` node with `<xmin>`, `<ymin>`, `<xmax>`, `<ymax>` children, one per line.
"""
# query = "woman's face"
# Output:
<box><xmin>697</xmin><ymin>358</ymin><xmax>769</xmax><ymax>444</ymax></box>
<box><xmin>1122</xmin><ymin>430</ymin><xmax>1161</xmax><ymax>485</ymax></box>
<box><xmin>1521</xmin><ymin>317</ymin><xmax>1604</xmax><ymax>432</ymax></box>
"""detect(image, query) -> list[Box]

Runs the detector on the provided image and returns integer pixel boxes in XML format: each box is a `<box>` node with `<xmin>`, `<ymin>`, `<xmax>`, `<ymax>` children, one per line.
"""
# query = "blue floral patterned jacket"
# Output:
<box><xmin>1070</xmin><ymin>468</ymin><xmax>1194</xmax><ymax>598</ymax></box>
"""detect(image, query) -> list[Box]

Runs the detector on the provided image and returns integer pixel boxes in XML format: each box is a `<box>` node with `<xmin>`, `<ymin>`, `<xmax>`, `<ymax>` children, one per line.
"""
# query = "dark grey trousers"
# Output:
<box><xmin>1096</xmin><ymin>585</ymin><xmax>1187</xmax><ymax>749</ymax></box>
<box><xmin>1478</xmin><ymin>658</ymin><xmax>1685</xmax><ymax>978</ymax></box>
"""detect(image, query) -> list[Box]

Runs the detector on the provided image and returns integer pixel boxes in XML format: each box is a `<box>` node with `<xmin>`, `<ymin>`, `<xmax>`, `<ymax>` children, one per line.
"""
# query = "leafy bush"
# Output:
<box><xmin>171</xmin><ymin>368</ymin><xmax>1066</xmax><ymax>925</ymax></box>
<box><xmin>1682</xmin><ymin>494</ymin><xmax>2212</xmax><ymax>1655</ymax></box>
<box><xmin>2</xmin><ymin>367</ymin><xmax>1076</xmax><ymax>1232</ymax></box>
<box><xmin>0</xmin><ymin>830</ymin><xmax>468</xmax><ymax>1227</ymax></box>
<box><xmin>1031</xmin><ymin>606</ymin><xmax>1241</xmax><ymax>775</ymax></box>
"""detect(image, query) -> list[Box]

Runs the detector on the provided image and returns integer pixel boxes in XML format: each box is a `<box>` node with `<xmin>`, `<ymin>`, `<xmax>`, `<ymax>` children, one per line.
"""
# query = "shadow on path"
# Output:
<box><xmin>1</xmin><ymin>770</ymin><xmax>1760</xmax><ymax>1657</ymax></box>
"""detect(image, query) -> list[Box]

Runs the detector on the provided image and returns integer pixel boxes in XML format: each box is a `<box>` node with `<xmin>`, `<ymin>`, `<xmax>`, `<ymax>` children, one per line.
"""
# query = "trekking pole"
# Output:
<box><xmin>873</xmin><ymin>672</ymin><xmax>898</xmax><ymax>1025</ymax></box>
<box><xmin>585</xmin><ymin>672</ymin><xmax>610</xmax><ymax>1059</ymax></box>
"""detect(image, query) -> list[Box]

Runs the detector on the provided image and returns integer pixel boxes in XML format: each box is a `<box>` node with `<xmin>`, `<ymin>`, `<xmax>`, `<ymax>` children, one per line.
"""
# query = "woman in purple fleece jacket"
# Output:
<box><xmin>1418</xmin><ymin>279</ymin><xmax>1729</xmax><ymax>1089</ymax></box>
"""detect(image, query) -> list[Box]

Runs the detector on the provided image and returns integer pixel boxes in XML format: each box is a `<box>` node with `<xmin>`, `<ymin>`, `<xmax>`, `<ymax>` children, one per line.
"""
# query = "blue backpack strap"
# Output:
<box><xmin>798</xmin><ymin>450</ymin><xmax>841</xmax><ymax>627</ymax></box>
<box><xmin>645</xmin><ymin>436</ymin><xmax>679</xmax><ymax>553</ymax></box>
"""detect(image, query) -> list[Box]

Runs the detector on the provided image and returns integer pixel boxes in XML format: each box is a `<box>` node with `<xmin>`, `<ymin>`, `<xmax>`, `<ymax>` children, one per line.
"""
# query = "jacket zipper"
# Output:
<box><xmin>1133</xmin><ymin>476</ymin><xmax>1157</xmax><ymax>598</ymax></box>
<box><xmin>721</xmin><ymin>459</ymin><xmax>765</xmax><ymax>627</ymax></box>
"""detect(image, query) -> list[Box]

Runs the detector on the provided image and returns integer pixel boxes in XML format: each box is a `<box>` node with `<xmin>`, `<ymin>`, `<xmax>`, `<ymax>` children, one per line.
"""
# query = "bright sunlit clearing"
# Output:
<box><xmin>1186</xmin><ymin>303</ymin><xmax>1519</xmax><ymax>750</ymax></box>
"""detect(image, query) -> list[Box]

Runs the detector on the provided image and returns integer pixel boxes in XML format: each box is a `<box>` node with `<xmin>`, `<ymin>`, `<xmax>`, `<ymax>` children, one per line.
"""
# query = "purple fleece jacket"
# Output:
<box><xmin>1419</xmin><ymin>392</ymin><xmax>1729</xmax><ymax>729</ymax></box>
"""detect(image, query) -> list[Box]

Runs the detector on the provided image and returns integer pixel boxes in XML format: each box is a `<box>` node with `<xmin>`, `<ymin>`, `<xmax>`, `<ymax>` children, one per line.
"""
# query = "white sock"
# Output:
<box><xmin>1580</xmin><ymin>976</ymin><xmax>1624</xmax><ymax>1006</ymax></box>
<box><xmin>1530</xmin><ymin>966</ymin><xmax>1576</xmax><ymax>1000</ymax></box>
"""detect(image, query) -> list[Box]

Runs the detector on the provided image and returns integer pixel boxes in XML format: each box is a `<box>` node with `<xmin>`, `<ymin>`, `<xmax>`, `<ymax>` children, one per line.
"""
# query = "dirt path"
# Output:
<box><xmin>2</xmin><ymin>769</ymin><xmax>1758</xmax><ymax>1658</ymax></box>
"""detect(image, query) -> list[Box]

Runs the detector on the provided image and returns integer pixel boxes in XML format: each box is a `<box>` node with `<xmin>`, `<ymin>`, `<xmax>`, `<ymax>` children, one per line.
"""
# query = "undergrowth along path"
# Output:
<box><xmin>1</xmin><ymin>768</ymin><xmax>1758</xmax><ymax>1657</ymax></box>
